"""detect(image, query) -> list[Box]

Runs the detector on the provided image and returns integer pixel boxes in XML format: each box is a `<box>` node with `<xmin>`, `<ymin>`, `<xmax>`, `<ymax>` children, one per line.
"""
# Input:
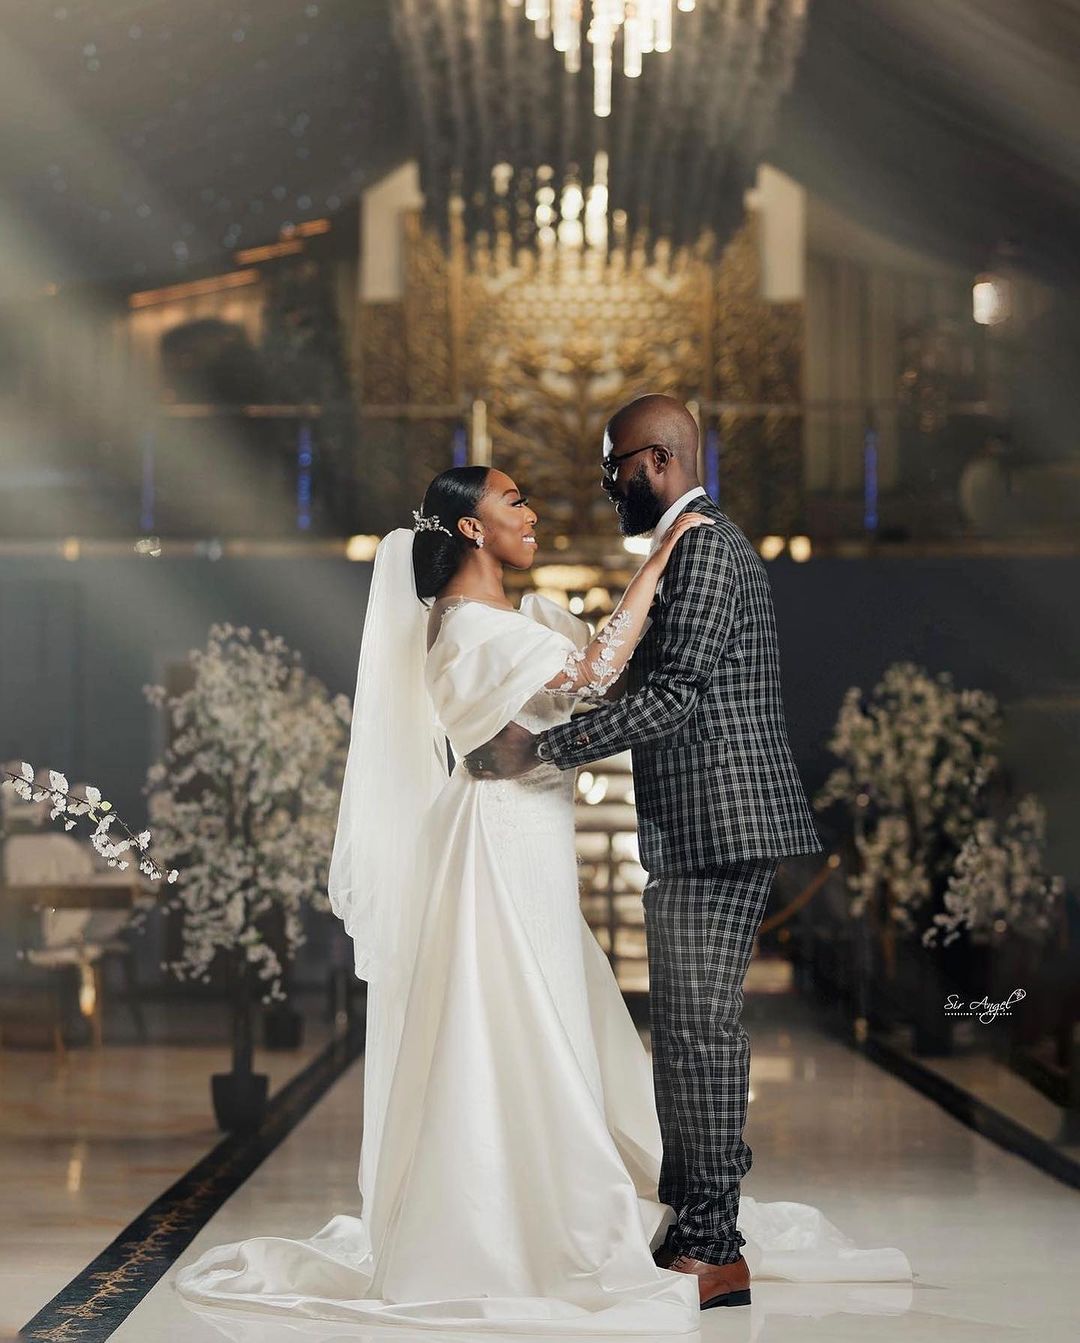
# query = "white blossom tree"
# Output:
<box><xmin>817</xmin><ymin>663</ymin><xmax>1063</xmax><ymax>957</ymax></box>
<box><xmin>144</xmin><ymin>623</ymin><xmax>350</xmax><ymax>1013</ymax></box>
<box><xmin>816</xmin><ymin>663</ymin><xmax>1001</xmax><ymax>947</ymax></box>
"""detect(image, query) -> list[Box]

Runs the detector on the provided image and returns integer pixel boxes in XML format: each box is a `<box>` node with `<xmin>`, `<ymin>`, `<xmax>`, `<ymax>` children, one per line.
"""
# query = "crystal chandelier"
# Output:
<box><xmin>394</xmin><ymin>0</ymin><xmax>809</xmax><ymax>259</ymax></box>
<box><xmin>511</xmin><ymin>0</ymin><xmax>696</xmax><ymax>117</ymax></box>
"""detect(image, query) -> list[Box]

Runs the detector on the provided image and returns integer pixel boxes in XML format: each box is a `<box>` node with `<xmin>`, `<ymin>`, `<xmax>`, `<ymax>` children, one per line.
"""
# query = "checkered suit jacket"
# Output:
<box><xmin>541</xmin><ymin>495</ymin><xmax>823</xmax><ymax>873</ymax></box>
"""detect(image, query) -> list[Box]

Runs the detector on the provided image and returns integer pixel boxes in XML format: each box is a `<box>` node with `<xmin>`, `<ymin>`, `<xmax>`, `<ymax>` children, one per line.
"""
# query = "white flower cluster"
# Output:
<box><xmin>848</xmin><ymin>813</ymin><xmax>932</xmax><ymax>932</ymax></box>
<box><xmin>816</xmin><ymin>663</ymin><xmax>1001</xmax><ymax>937</ymax></box>
<box><xmin>923</xmin><ymin>796</ymin><xmax>1066</xmax><ymax>947</ymax></box>
<box><xmin>143</xmin><ymin>623</ymin><xmax>351</xmax><ymax>1002</ymax></box>
<box><xmin>1</xmin><ymin>762</ymin><xmax>178</xmax><ymax>883</ymax></box>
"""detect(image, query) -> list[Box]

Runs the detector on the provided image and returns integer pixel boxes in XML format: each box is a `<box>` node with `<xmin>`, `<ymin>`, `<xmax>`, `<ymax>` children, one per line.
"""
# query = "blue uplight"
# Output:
<box><xmin>297</xmin><ymin>422</ymin><xmax>314</xmax><ymax>531</ymax></box>
<box><xmin>705</xmin><ymin>424</ymin><xmax>720</xmax><ymax>501</ymax></box>
<box><xmin>863</xmin><ymin>424</ymin><xmax>879</xmax><ymax>533</ymax></box>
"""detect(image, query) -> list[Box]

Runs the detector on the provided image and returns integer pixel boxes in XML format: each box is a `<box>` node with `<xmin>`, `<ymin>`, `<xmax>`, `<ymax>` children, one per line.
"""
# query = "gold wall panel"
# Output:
<box><xmin>360</xmin><ymin>212</ymin><xmax>803</xmax><ymax>539</ymax></box>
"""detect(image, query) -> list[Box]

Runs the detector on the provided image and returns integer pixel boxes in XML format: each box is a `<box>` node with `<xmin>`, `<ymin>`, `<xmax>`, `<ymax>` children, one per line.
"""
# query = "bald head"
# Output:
<box><xmin>606</xmin><ymin>394</ymin><xmax>700</xmax><ymax>470</ymax></box>
<box><xmin>600</xmin><ymin>394</ymin><xmax>704</xmax><ymax>534</ymax></box>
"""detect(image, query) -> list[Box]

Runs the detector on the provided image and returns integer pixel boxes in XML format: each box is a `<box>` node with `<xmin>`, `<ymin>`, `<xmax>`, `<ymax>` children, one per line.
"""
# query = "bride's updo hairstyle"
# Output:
<box><xmin>412</xmin><ymin>465</ymin><xmax>492</xmax><ymax>603</ymax></box>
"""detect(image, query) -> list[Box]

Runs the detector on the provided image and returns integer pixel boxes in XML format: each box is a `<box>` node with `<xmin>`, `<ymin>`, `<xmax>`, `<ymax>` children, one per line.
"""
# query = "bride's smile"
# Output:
<box><xmin>473</xmin><ymin>469</ymin><xmax>540</xmax><ymax>570</ymax></box>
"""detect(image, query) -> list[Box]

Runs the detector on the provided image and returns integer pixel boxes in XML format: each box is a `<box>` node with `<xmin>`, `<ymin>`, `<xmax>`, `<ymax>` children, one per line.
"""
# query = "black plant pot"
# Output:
<box><xmin>867</xmin><ymin>960</ymin><xmax>902</xmax><ymax>1033</ymax></box>
<box><xmin>211</xmin><ymin>1069</ymin><xmax>269</xmax><ymax>1133</ymax></box>
<box><xmin>911</xmin><ymin>954</ymin><xmax>955</xmax><ymax>1057</ymax></box>
<box><xmin>913</xmin><ymin>1009</ymin><xmax>954</xmax><ymax>1057</ymax></box>
<box><xmin>859</xmin><ymin>926</ymin><xmax>903</xmax><ymax>1034</ymax></box>
<box><xmin>212</xmin><ymin>954</ymin><xmax>269</xmax><ymax>1132</ymax></box>
<box><xmin>886</xmin><ymin>939</ymin><xmax>949</xmax><ymax>1055</ymax></box>
<box><xmin>263</xmin><ymin>1002</ymin><xmax>304</xmax><ymax>1051</ymax></box>
<box><xmin>943</xmin><ymin>939</ymin><xmax>993</xmax><ymax>1002</ymax></box>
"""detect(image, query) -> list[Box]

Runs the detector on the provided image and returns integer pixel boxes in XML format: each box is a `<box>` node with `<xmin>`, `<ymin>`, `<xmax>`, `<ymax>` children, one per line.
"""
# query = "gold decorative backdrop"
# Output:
<box><xmin>359</xmin><ymin>209</ymin><xmax>802</xmax><ymax>543</ymax></box>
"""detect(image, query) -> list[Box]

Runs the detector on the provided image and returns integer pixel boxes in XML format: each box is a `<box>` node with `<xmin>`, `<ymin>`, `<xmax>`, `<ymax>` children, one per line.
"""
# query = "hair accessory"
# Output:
<box><xmin>412</xmin><ymin>507</ymin><xmax>454</xmax><ymax>538</ymax></box>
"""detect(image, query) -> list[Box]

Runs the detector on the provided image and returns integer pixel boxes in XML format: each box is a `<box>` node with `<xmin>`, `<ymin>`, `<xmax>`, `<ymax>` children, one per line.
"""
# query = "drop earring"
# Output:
<box><xmin>475</xmin><ymin>534</ymin><xmax>485</xmax><ymax>549</ymax></box>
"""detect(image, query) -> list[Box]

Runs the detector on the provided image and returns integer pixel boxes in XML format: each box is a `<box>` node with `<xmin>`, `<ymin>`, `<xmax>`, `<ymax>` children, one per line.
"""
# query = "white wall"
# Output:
<box><xmin>745</xmin><ymin>164</ymin><xmax>806</xmax><ymax>304</ymax></box>
<box><xmin>360</xmin><ymin>161</ymin><xmax>424</xmax><ymax>304</ymax></box>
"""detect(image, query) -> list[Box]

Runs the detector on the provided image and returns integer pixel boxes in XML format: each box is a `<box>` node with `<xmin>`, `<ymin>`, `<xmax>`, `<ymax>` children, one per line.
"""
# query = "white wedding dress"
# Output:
<box><xmin>176</xmin><ymin>534</ymin><xmax>910</xmax><ymax>1334</ymax></box>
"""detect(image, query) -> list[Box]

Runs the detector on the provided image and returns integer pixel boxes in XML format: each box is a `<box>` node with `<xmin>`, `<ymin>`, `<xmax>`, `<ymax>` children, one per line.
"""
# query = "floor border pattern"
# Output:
<box><xmin>862</xmin><ymin>1031</ymin><xmax>1080</xmax><ymax>1191</ymax></box>
<box><xmin>19</xmin><ymin>1020</ymin><xmax>364</xmax><ymax>1343</ymax></box>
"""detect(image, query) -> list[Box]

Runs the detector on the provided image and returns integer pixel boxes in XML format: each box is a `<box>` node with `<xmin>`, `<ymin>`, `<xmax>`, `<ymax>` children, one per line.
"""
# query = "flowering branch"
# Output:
<box><xmin>2</xmin><ymin>762</ymin><xmax>178</xmax><ymax>884</ymax></box>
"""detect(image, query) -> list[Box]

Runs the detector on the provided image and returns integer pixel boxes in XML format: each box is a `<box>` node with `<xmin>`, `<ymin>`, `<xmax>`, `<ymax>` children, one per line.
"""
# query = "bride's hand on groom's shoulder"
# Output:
<box><xmin>647</xmin><ymin>513</ymin><xmax>715</xmax><ymax>574</ymax></box>
<box><xmin>464</xmin><ymin>721</ymin><xmax>539</xmax><ymax>780</ymax></box>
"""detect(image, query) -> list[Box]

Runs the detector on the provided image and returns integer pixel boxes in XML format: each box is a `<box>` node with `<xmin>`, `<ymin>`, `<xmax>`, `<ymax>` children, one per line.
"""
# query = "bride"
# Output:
<box><xmin>177</xmin><ymin>465</ymin><xmax>910</xmax><ymax>1333</ymax></box>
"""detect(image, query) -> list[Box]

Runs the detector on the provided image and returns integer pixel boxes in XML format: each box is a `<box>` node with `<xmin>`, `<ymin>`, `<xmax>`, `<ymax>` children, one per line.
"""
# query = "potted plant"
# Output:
<box><xmin>144</xmin><ymin>623</ymin><xmax>350</xmax><ymax>1131</ymax></box>
<box><xmin>815</xmin><ymin>663</ymin><xmax>1002</xmax><ymax>1051</ymax></box>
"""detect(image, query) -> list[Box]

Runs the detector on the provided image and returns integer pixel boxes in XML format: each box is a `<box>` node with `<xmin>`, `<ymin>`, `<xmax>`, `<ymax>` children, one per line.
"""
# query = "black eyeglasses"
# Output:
<box><xmin>600</xmin><ymin>444</ymin><xmax>659</xmax><ymax>481</ymax></box>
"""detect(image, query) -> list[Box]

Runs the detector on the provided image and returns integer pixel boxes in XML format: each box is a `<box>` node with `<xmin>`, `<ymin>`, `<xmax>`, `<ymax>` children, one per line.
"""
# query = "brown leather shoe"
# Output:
<box><xmin>666</xmin><ymin>1252</ymin><xmax>751</xmax><ymax>1308</ymax></box>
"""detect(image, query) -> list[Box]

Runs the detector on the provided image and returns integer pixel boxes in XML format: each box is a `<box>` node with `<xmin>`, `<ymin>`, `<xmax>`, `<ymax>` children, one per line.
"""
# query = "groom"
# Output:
<box><xmin>465</xmin><ymin>394</ymin><xmax>823</xmax><ymax>1307</ymax></box>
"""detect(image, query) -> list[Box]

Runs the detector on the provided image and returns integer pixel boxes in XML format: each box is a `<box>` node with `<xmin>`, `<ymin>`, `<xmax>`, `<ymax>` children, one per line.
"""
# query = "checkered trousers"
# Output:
<box><xmin>540</xmin><ymin>496</ymin><xmax>822</xmax><ymax>873</ymax></box>
<box><xmin>644</xmin><ymin>859</ymin><xmax>780</xmax><ymax>1266</ymax></box>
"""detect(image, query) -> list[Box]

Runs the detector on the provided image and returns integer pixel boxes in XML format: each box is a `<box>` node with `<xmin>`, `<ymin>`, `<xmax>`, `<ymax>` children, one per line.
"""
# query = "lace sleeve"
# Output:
<box><xmin>544</xmin><ymin>609</ymin><xmax>634</xmax><ymax>702</ymax></box>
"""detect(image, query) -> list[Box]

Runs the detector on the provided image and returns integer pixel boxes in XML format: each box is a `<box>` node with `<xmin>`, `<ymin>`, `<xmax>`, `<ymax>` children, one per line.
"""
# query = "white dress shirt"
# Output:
<box><xmin>648</xmin><ymin>486</ymin><xmax>709</xmax><ymax>556</ymax></box>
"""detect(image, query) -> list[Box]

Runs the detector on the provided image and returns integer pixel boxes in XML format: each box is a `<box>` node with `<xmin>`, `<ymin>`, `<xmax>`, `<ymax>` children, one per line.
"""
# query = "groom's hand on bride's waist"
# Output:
<box><xmin>464</xmin><ymin>722</ymin><xmax>541</xmax><ymax>779</ymax></box>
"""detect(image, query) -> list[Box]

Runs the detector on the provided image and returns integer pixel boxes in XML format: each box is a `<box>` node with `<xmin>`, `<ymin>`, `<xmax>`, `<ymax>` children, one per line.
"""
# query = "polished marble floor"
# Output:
<box><xmin>85</xmin><ymin>999</ymin><xmax>1079</xmax><ymax>1343</ymax></box>
<box><xmin>907</xmin><ymin>1037</ymin><xmax>1080</xmax><ymax>1152</ymax></box>
<box><xmin>0</xmin><ymin>1007</ymin><xmax>332</xmax><ymax>1338</ymax></box>
<box><xmin>7</xmin><ymin>996</ymin><xmax>1079</xmax><ymax>1342</ymax></box>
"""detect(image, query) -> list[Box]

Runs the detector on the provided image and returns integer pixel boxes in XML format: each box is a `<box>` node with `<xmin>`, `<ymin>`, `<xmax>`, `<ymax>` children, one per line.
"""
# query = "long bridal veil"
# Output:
<box><xmin>325</xmin><ymin>527</ymin><xmax>447</xmax><ymax>1201</ymax></box>
<box><xmin>327</xmin><ymin>527</ymin><xmax>446</xmax><ymax>985</ymax></box>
